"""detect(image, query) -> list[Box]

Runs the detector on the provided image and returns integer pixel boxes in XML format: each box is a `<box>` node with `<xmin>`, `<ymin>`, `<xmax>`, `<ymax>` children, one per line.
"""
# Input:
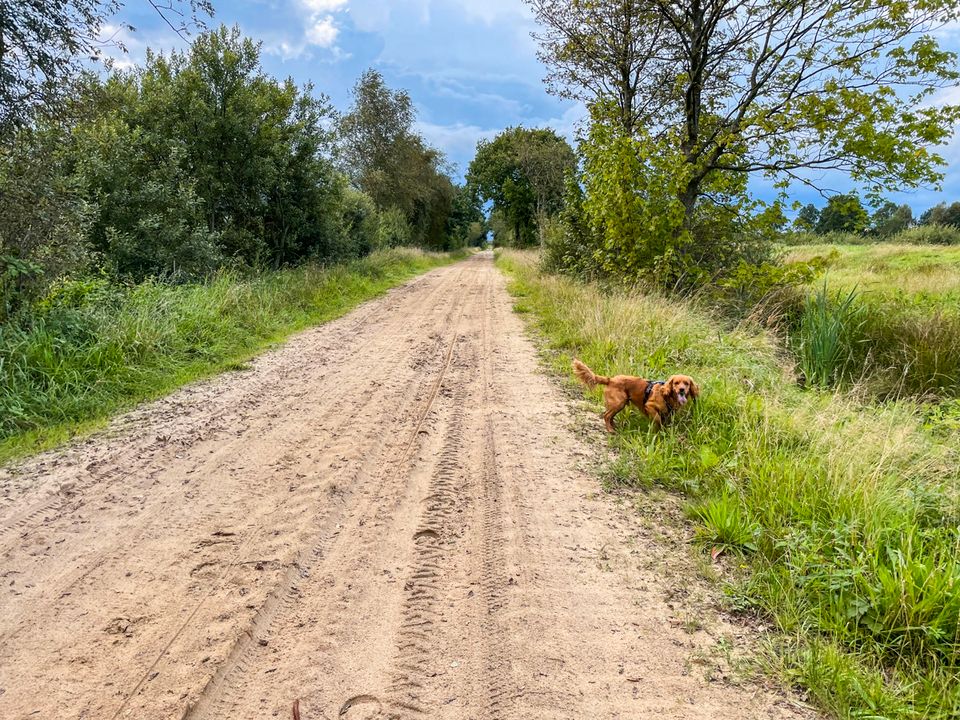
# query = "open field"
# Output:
<box><xmin>496</xmin><ymin>249</ymin><xmax>960</xmax><ymax>720</ymax></box>
<box><xmin>0</xmin><ymin>248</ymin><xmax>465</xmax><ymax>463</ymax></box>
<box><xmin>772</xmin><ymin>244</ymin><xmax>960</xmax><ymax>399</ymax></box>
<box><xmin>783</xmin><ymin>243</ymin><xmax>960</xmax><ymax>303</ymax></box>
<box><xmin>0</xmin><ymin>253</ymin><xmax>809</xmax><ymax>719</ymax></box>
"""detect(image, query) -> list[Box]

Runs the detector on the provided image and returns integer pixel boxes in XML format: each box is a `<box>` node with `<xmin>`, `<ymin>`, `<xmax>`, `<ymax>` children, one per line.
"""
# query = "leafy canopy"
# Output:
<box><xmin>467</xmin><ymin>126</ymin><xmax>575</xmax><ymax>246</ymax></box>
<box><xmin>528</xmin><ymin>0</ymin><xmax>960</xmax><ymax>216</ymax></box>
<box><xmin>0</xmin><ymin>0</ymin><xmax>212</xmax><ymax>136</ymax></box>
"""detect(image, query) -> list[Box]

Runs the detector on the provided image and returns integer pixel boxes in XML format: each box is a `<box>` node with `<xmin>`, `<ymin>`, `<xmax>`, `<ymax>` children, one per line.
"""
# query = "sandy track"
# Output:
<box><xmin>0</xmin><ymin>253</ymin><xmax>810</xmax><ymax>719</ymax></box>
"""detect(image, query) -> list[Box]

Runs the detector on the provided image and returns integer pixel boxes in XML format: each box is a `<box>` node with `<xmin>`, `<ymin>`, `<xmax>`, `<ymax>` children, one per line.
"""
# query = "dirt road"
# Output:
<box><xmin>0</xmin><ymin>253</ymin><xmax>808</xmax><ymax>719</ymax></box>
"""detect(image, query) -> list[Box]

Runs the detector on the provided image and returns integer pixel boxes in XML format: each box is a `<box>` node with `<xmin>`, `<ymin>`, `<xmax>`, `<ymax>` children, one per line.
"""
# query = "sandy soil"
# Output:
<box><xmin>0</xmin><ymin>252</ymin><xmax>814</xmax><ymax>719</ymax></box>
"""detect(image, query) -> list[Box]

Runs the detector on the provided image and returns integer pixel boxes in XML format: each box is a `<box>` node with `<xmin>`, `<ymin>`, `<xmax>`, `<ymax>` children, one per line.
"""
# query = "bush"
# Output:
<box><xmin>782</xmin><ymin>224</ymin><xmax>960</xmax><ymax>247</ymax></box>
<box><xmin>895</xmin><ymin>224</ymin><xmax>960</xmax><ymax>246</ymax></box>
<box><xmin>0</xmin><ymin>127</ymin><xmax>94</xmax><ymax>318</ymax></box>
<box><xmin>375</xmin><ymin>207</ymin><xmax>413</xmax><ymax>249</ymax></box>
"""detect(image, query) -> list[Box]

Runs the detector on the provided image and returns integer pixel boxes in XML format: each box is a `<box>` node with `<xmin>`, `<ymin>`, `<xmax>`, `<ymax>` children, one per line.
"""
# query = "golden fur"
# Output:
<box><xmin>572</xmin><ymin>359</ymin><xmax>699</xmax><ymax>432</ymax></box>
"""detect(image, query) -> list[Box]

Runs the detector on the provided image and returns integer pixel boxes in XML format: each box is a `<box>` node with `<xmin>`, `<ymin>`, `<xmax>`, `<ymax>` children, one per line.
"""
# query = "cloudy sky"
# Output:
<box><xmin>109</xmin><ymin>0</ymin><xmax>959</xmax><ymax>213</ymax></box>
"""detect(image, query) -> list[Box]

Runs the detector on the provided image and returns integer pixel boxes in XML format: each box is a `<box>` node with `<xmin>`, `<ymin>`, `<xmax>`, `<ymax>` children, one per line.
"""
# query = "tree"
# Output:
<box><xmin>0</xmin><ymin>0</ymin><xmax>212</xmax><ymax>137</ymax></box>
<box><xmin>447</xmin><ymin>184</ymin><xmax>485</xmax><ymax>247</ymax></box>
<box><xmin>919</xmin><ymin>201</ymin><xmax>960</xmax><ymax>228</ymax></box>
<box><xmin>870</xmin><ymin>201</ymin><xmax>914</xmax><ymax>237</ymax></box>
<box><xmin>793</xmin><ymin>203</ymin><xmax>820</xmax><ymax>232</ymax></box>
<box><xmin>467</xmin><ymin>127</ymin><xmax>575</xmax><ymax>246</ymax></box>
<box><xmin>0</xmin><ymin>124</ymin><xmax>93</xmax><ymax>316</ymax></box>
<box><xmin>337</xmin><ymin>69</ymin><xmax>456</xmax><ymax>248</ymax></box>
<box><xmin>74</xmin><ymin>25</ymin><xmax>345</xmax><ymax>273</ymax></box>
<box><xmin>816</xmin><ymin>194</ymin><xmax>869</xmax><ymax>234</ymax></box>
<box><xmin>525</xmin><ymin>1</ymin><xmax>664</xmax><ymax>136</ymax></box>
<box><xmin>338</xmin><ymin>69</ymin><xmax>416</xmax><ymax>210</ymax></box>
<box><xmin>528</xmin><ymin>0</ymin><xmax>960</xmax><ymax>230</ymax></box>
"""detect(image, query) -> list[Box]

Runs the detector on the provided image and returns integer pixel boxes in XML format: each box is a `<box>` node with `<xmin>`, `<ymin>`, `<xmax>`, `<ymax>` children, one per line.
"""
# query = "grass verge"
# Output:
<box><xmin>0</xmin><ymin>247</ymin><xmax>465</xmax><ymax>463</ymax></box>
<box><xmin>496</xmin><ymin>249</ymin><xmax>960</xmax><ymax>720</ymax></box>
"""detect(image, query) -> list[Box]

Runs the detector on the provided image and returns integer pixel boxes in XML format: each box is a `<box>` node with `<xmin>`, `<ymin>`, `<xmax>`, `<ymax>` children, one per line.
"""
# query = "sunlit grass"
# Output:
<box><xmin>0</xmin><ymin>248</ymin><xmax>465</xmax><ymax>463</ymax></box>
<box><xmin>497</xmin><ymin>249</ymin><xmax>960</xmax><ymax>719</ymax></box>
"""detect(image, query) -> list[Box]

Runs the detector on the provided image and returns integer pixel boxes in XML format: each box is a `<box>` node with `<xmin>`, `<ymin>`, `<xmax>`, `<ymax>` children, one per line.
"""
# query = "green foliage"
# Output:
<box><xmin>575</xmin><ymin>111</ymin><xmax>687</xmax><ymax>277</ymax></box>
<box><xmin>870</xmin><ymin>201</ymin><xmax>914</xmax><ymax>238</ymax></box>
<box><xmin>0</xmin><ymin>0</ymin><xmax>211</xmax><ymax>135</ymax></box>
<box><xmin>793</xmin><ymin>203</ymin><xmax>820</xmax><ymax>232</ymax></box>
<box><xmin>687</xmin><ymin>493</ymin><xmax>760</xmax><ymax>553</ymax></box>
<box><xmin>127</xmin><ymin>26</ymin><xmax>344</xmax><ymax>269</ymax></box>
<box><xmin>919</xmin><ymin>201</ymin><xmax>960</xmax><ymax>228</ymax></box>
<box><xmin>0</xmin><ymin>125</ymin><xmax>93</xmax><ymax>318</ymax></box>
<box><xmin>71</xmin><ymin>111</ymin><xmax>221</xmax><ymax>279</ymax></box>
<box><xmin>0</xmin><ymin>248</ymin><xmax>461</xmax><ymax>461</ymax></box>
<box><xmin>897</xmin><ymin>223</ymin><xmax>960</xmax><ymax>246</ymax></box>
<box><xmin>375</xmin><ymin>207</ymin><xmax>413</xmax><ymax>249</ymax></box>
<box><xmin>467</xmin><ymin>126</ymin><xmax>575</xmax><ymax>247</ymax></box>
<box><xmin>497</xmin><ymin>249</ymin><xmax>960</xmax><ymax>719</ymax></box>
<box><xmin>445</xmin><ymin>184</ymin><xmax>482</xmax><ymax>246</ymax></box>
<box><xmin>816</xmin><ymin>194</ymin><xmax>869</xmax><ymax>235</ymax></box>
<box><xmin>529</xmin><ymin>0</ymin><xmax>960</xmax><ymax>275</ymax></box>
<box><xmin>337</xmin><ymin>69</ymin><xmax>456</xmax><ymax>249</ymax></box>
<box><xmin>561</xmin><ymin>105</ymin><xmax>776</xmax><ymax>287</ymax></box>
<box><xmin>782</xmin><ymin>244</ymin><xmax>960</xmax><ymax>398</ymax></box>
<box><xmin>1</xmin><ymin>26</ymin><xmax>465</xmax><ymax>316</ymax></box>
<box><xmin>796</xmin><ymin>282</ymin><xmax>864</xmax><ymax>388</ymax></box>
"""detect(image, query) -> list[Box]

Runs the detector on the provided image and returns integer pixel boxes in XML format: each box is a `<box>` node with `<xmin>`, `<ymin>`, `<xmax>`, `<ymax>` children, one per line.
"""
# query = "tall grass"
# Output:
<box><xmin>783</xmin><ymin>225</ymin><xmax>960</xmax><ymax>247</ymax></box>
<box><xmin>496</xmin><ymin>249</ymin><xmax>960</xmax><ymax>719</ymax></box>
<box><xmin>0</xmin><ymin>248</ymin><xmax>464</xmax><ymax>461</ymax></box>
<box><xmin>797</xmin><ymin>282</ymin><xmax>863</xmax><ymax>388</ymax></box>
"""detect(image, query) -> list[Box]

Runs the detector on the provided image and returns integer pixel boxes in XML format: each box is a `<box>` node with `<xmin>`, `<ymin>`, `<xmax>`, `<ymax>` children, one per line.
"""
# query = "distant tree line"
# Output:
<box><xmin>794</xmin><ymin>195</ymin><xmax>960</xmax><ymax>238</ymax></box>
<box><xmin>0</xmin><ymin>14</ymin><xmax>482</xmax><ymax>319</ymax></box>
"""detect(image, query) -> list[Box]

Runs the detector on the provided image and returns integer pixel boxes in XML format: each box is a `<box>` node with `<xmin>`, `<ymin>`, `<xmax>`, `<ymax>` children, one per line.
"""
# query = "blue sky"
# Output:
<box><xmin>106</xmin><ymin>1</ymin><xmax>959</xmax><ymax>214</ymax></box>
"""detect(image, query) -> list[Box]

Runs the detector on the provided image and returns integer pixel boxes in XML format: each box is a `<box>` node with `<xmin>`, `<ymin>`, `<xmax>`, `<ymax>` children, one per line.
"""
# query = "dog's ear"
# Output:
<box><xmin>663</xmin><ymin>376</ymin><xmax>676</xmax><ymax>399</ymax></box>
<box><xmin>690</xmin><ymin>379</ymin><xmax>700</xmax><ymax>400</ymax></box>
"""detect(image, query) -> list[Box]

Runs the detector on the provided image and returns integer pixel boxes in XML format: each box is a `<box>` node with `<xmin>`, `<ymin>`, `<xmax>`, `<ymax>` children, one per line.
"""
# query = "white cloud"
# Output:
<box><xmin>306</xmin><ymin>15</ymin><xmax>340</xmax><ymax>47</ymax></box>
<box><xmin>293</xmin><ymin>0</ymin><xmax>350</xmax><ymax>52</ymax></box>
<box><xmin>416</xmin><ymin>120</ymin><xmax>498</xmax><ymax>169</ymax></box>
<box><xmin>302</xmin><ymin>0</ymin><xmax>348</xmax><ymax>11</ymax></box>
<box><xmin>416</xmin><ymin>101</ymin><xmax>585</xmax><ymax>179</ymax></box>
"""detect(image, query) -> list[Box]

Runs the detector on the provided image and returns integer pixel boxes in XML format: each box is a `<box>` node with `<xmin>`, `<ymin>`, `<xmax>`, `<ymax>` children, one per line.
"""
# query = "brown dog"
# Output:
<box><xmin>572</xmin><ymin>359</ymin><xmax>699</xmax><ymax>432</ymax></box>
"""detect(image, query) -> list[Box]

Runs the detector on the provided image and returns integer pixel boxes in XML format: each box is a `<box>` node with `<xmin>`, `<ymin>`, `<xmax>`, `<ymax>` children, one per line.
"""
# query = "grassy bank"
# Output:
<box><xmin>0</xmin><ymin>248</ymin><xmax>465</xmax><ymax>463</ymax></box>
<box><xmin>496</xmin><ymin>250</ymin><xmax>960</xmax><ymax>720</ymax></box>
<box><xmin>778</xmin><ymin>244</ymin><xmax>960</xmax><ymax>399</ymax></box>
<box><xmin>784</xmin><ymin>244</ymin><xmax>960</xmax><ymax>302</ymax></box>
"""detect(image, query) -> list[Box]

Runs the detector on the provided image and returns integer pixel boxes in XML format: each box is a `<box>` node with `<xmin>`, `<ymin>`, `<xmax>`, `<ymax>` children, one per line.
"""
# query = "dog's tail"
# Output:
<box><xmin>572</xmin><ymin>359</ymin><xmax>609</xmax><ymax>389</ymax></box>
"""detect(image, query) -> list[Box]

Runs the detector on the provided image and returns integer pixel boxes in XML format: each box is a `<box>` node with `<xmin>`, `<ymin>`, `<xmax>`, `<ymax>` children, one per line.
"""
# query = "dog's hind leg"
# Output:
<box><xmin>603</xmin><ymin>388</ymin><xmax>629</xmax><ymax>433</ymax></box>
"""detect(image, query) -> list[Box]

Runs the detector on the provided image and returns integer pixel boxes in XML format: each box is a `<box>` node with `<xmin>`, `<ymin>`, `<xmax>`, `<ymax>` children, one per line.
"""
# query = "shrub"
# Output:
<box><xmin>795</xmin><ymin>282</ymin><xmax>864</xmax><ymax>388</ymax></box>
<box><xmin>895</xmin><ymin>224</ymin><xmax>960</xmax><ymax>246</ymax></box>
<box><xmin>375</xmin><ymin>207</ymin><xmax>413</xmax><ymax>249</ymax></box>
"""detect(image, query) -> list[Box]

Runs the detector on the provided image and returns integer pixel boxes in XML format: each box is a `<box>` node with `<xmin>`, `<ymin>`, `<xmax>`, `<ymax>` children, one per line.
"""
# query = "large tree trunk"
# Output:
<box><xmin>678</xmin><ymin>180</ymin><xmax>699</xmax><ymax>233</ymax></box>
